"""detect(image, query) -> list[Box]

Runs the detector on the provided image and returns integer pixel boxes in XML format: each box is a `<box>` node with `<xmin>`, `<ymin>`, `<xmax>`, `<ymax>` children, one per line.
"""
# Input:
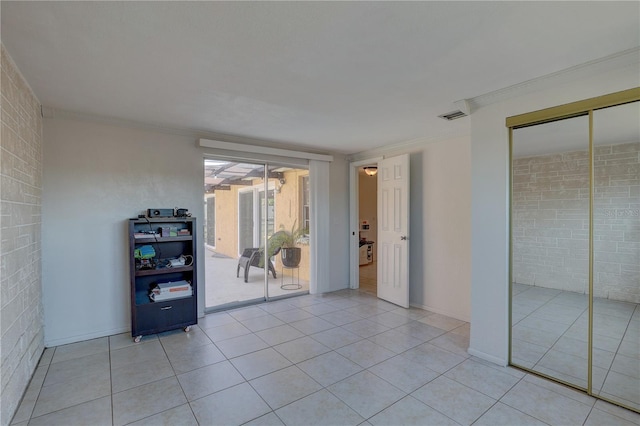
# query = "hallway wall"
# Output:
<box><xmin>350</xmin><ymin>135</ymin><xmax>473</xmax><ymax>322</ymax></box>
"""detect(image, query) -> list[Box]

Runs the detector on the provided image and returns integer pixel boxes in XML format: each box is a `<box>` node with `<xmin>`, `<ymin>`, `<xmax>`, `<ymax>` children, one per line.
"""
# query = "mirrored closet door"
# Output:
<box><xmin>509</xmin><ymin>89</ymin><xmax>639</xmax><ymax>412</ymax></box>
<box><xmin>511</xmin><ymin>114</ymin><xmax>590</xmax><ymax>390</ymax></box>
<box><xmin>591</xmin><ymin>101</ymin><xmax>639</xmax><ymax>410</ymax></box>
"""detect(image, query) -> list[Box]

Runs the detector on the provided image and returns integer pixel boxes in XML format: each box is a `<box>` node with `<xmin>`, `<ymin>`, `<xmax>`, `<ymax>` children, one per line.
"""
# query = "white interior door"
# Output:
<box><xmin>377</xmin><ymin>154</ymin><xmax>410</xmax><ymax>308</ymax></box>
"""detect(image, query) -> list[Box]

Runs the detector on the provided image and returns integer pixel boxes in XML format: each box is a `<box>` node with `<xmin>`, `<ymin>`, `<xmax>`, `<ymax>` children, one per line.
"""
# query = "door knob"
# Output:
<box><xmin>401</xmin><ymin>236</ymin><xmax>407</xmax><ymax>240</ymax></box>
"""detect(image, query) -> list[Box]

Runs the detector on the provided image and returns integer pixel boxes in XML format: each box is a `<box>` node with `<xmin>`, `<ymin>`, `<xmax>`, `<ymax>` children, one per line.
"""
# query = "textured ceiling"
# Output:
<box><xmin>2</xmin><ymin>1</ymin><xmax>639</xmax><ymax>154</ymax></box>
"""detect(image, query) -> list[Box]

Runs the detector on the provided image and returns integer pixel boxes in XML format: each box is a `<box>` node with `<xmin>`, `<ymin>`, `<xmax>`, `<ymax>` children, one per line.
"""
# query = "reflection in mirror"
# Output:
<box><xmin>511</xmin><ymin>115</ymin><xmax>590</xmax><ymax>389</ymax></box>
<box><xmin>592</xmin><ymin>101</ymin><xmax>640</xmax><ymax>410</ymax></box>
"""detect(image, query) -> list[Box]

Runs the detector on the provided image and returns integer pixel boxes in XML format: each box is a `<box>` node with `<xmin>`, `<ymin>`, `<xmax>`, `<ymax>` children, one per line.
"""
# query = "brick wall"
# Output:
<box><xmin>1</xmin><ymin>45</ymin><xmax>44</xmax><ymax>425</ymax></box>
<box><xmin>594</xmin><ymin>142</ymin><xmax>640</xmax><ymax>302</ymax></box>
<box><xmin>513</xmin><ymin>142</ymin><xmax>640</xmax><ymax>303</ymax></box>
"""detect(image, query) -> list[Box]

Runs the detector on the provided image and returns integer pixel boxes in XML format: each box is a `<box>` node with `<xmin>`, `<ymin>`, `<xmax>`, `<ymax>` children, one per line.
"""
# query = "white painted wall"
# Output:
<box><xmin>42</xmin><ymin>117</ymin><xmax>347</xmax><ymax>346</ymax></box>
<box><xmin>351</xmin><ymin>135</ymin><xmax>473</xmax><ymax>321</ymax></box>
<box><xmin>410</xmin><ymin>137</ymin><xmax>472</xmax><ymax>321</ymax></box>
<box><xmin>468</xmin><ymin>64</ymin><xmax>640</xmax><ymax>366</ymax></box>
<box><xmin>42</xmin><ymin>119</ymin><xmax>205</xmax><ymax>346</ymax></box>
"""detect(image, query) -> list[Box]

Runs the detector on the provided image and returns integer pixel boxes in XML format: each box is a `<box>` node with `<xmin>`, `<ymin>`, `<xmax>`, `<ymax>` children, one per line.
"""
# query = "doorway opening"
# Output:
<box><xmin>203</xmin><ymin>158</ymin><xmax>311</xmax><ymax>311</ymax></box>
<box><xmin>358</xmin><ymin>166</ymin><xmax>377</xmax><ymax>295</ymax></box>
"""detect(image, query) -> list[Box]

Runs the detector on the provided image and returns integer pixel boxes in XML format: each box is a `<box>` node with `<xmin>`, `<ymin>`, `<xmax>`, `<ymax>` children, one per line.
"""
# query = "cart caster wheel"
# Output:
<box><xmin>184</xmin><ymin>326</ymin><xmax>191</xmax><ymax>332</ymax></box>
<box><xmin>133</xmin><ymin>335</ymin><xmax>142</xmax><ymax>343</ymax></box>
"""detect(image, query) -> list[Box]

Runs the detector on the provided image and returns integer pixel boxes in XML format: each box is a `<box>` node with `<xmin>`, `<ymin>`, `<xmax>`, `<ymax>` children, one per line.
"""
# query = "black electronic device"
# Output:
<box><xmin>175</xmin><ymin>208</ymin><xmax>189</xmax><ymax>217</ymax></box>
<box><xmin>147</xmin><ymin>208</ymin><xmax>174</xmax><ymax>218</ymax></box>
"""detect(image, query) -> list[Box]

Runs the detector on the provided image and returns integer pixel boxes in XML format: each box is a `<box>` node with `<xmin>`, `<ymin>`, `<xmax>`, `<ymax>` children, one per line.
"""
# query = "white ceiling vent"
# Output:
<box><xmin>438</xmin><ymin>110</ymin><xmax>468</xmax><ymax>121</ymax></box>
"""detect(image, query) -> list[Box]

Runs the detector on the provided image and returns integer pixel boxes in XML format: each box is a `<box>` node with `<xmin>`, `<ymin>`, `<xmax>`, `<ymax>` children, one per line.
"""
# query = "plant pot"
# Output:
<box><xmin>280</xmin><ymin>247</ymin><xmax>301</xmax><ymax>267</ymax></box>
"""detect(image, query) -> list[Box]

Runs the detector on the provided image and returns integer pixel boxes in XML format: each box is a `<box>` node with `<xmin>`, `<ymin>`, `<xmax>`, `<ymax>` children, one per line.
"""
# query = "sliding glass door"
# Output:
<box><xmin>509</xmin><ymin>89</ymin><xmax>639</xmax><ymax>412</ymax></box>
<box><xmin>203</xmin><ymin>159</ymin><xmax>311</xmax><ymax>310</ymax></box>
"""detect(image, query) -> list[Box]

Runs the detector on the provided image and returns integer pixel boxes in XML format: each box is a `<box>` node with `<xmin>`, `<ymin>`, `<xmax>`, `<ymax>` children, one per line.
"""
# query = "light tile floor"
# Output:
<box><xmin>12</xmin><ymin>289</ymin><xmax>640</xmax><ymax>426</ymax></box>
<box><xmin>512</xmin><ymin>283</ymin><xmax>640</xmax><ymax>411</ymax></box>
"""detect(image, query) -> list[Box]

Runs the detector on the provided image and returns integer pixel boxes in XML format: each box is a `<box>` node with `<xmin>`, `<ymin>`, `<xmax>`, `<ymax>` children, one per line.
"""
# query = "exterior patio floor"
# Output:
<box><xmin>204</xmin><ymin>247</ymin><xmax>309</xmax><ymax>309</ymax></box>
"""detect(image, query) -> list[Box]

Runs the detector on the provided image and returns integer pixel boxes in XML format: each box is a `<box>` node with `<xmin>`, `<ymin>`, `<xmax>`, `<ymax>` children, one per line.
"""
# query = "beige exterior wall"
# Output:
<box><xmin>274</xmin><ymin>169</ymin><xmax>310</xmax><ymax>280</ymax></box>
<box><xmin>211</xmin><ymin>168</ymin><xmax>310</xmax><ymax>281</ymax></box>
<box><xmin>213</xmin><ymin>186</ymin><xmax>239</xmax><ymax>257</ymax></box>
<box><xmin>512</xmin><ymin>142</ymin><xmax>639</xmax><ymax>302</ymax></box>
<box><xmin>1</xmin><ymin>45</ymin><xmax>45</xmax><ymax>426</ymax></box>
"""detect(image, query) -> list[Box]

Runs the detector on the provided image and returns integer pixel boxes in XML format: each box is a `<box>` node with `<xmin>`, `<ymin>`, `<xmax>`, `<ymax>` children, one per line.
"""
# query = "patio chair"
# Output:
<box><xmin>236</xmin><ymin>247</ymin><xmax>279</xmax><ymax>283</ymax></box>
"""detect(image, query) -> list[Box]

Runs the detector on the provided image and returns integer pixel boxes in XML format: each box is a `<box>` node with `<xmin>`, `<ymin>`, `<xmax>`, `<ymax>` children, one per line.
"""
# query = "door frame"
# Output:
<box><xmin>349</xmin><ymin>156</ymin><xmax>383</xmax><ymax>289</ymax></box>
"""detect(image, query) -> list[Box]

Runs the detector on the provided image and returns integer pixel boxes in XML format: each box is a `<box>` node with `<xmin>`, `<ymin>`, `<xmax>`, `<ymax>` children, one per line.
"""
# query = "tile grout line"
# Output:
<box><xmin>303</xmin><ymin>315</ymin><xmax>469</xmax><ymax>424</ymax></box>
<box><xmin>14</xmin><ymin>346</ymin><xmax>55</xmax><ymax>425</ymax></box>
<box><xmin>25</xmin><ymin>345</ymin><xmax>116</xmax><ymax>424</ymax></box>
<box><xmin>469</xmin><ymin>370</ymin><xmax>539</xmax><ymax>426</ymax></box>
<box><xmin>596</xmin><ymin>302</ymin><xmax>637</xmax><ymax>397</ymax></box>
<box><xmin>18</xmin><ymin>296</ymin><xmax>477</xmax><ymax>424</ymax></box>
<box><xmin>514</xmin><ymin>284</ymin><xmax>639</xmax><ymax>406</ymax></box>
<box><xmin>160</xmin><ymin>335</ymin><xmax>194</xmax><ymax>425</ymax></box>
<box><xmin>13</xmin><ymin>289</ymin><xmax>637</xmax><ymax>425</ymax></box>
<box><xmin>223</xmin><ymin>296</ymin><xmax>413</xmax><ymax>424</ymax></box>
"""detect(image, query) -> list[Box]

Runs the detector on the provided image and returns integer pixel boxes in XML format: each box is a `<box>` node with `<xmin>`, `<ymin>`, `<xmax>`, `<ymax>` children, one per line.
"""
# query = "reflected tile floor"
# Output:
<box><xmin>12</xmin><ymin>289</ymin><xmax>640</xmax><ymax>426</ymax></box>
<box><xmin>512</xmin><ymin>283</ymin><xmax>640</xmax><ymax>411</ymax></box>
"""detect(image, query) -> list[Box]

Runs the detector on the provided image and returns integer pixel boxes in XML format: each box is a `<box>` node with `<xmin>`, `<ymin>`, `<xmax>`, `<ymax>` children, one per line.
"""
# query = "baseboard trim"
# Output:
<box><xmin>467</xmin><ymin>347</ymin><xmax>508</xmax><ymax>367</ymax></box>
<box><xmin>410</xmin><ymin>302</ymin><xmax>470</xmax><ymax>323</ymax></box>
<box><xmin>44</xmin><ymin>326</ymin><xmax>129</xmax><ymax>347</ymax></box>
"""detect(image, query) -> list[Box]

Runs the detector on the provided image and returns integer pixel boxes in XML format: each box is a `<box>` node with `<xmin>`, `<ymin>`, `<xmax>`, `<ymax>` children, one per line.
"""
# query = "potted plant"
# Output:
<box><xmin>265</xmin><ymin>221</ymin><xmax>307</xmax><ymax>268</ymax></box>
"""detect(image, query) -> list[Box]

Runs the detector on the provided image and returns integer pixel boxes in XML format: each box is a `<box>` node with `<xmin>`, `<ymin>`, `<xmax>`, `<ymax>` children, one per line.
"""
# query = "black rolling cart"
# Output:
<box><xmin>129</xmin><ymin>217</ymin><xmax>197</xmax><ymax>343</ymax></box>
